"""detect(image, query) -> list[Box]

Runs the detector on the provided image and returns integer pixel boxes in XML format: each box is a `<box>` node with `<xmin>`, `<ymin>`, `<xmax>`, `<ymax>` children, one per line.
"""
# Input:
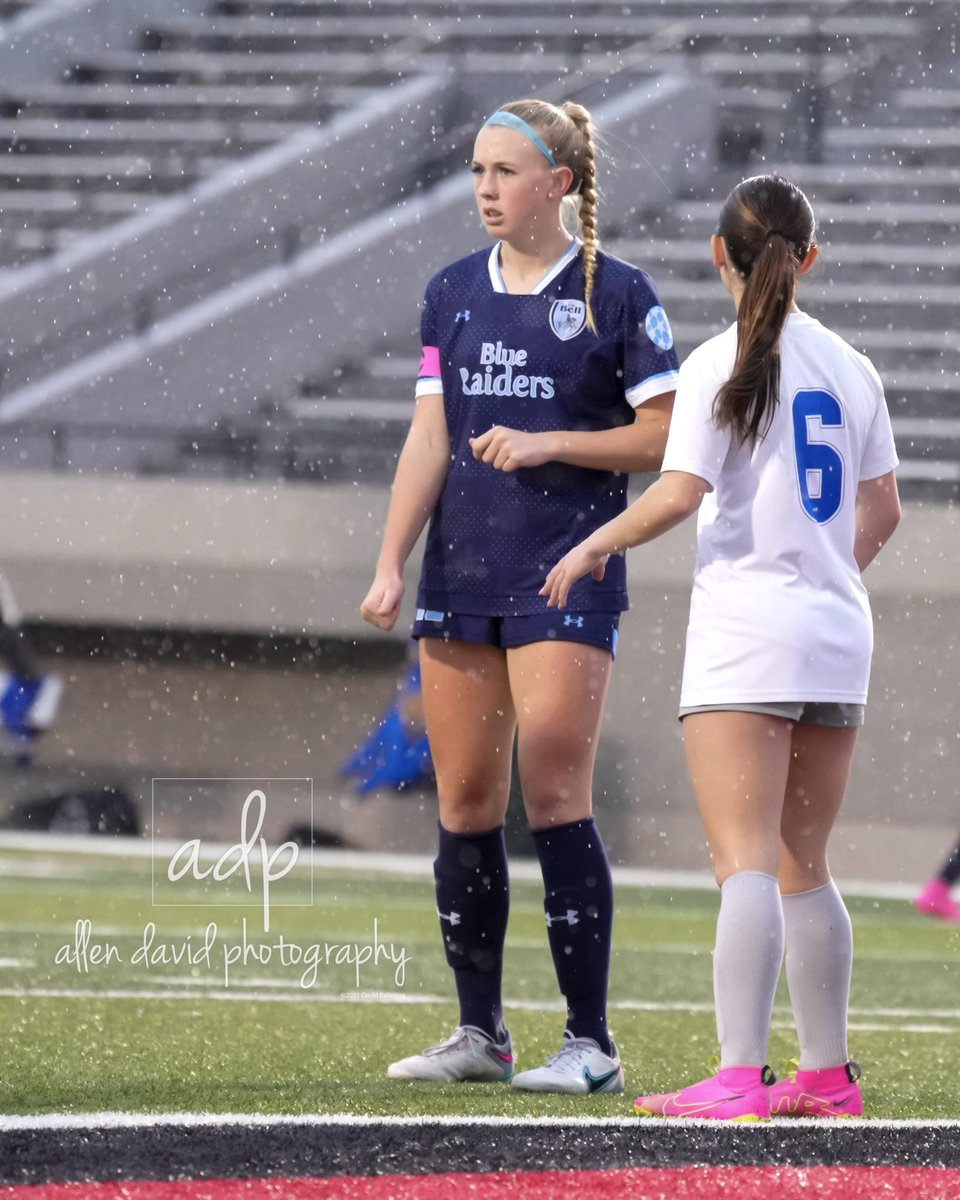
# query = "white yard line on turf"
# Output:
<box><xmin>1</xmin><ymin>986</ymin><xmax>958</xmax><ymax>1029</ymax></box>
<box><xmin>846</xmin><ymin>1022</ymin><xmax>959</xmax><ymax>1034</ymax></box>
<box><xmin>0</xmin><ymin>832</ymin><xmax>920</xmax><ymax>901</ymax></box>
<box><xmin>0</xmin><ymin>987</ymin><xmax>447</xmax><ymax>1005</ymax></box>
<box><xmin>1</xmin><ymin>1111</ymin><xmax>958</xmax><ymax>1131</ymax></box>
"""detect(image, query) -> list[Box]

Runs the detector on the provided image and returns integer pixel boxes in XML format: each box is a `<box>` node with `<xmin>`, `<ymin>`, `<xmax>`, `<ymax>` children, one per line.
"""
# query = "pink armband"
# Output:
<box><xmin>418</xmin><ymin>346</ymin><xmax>441</xmax><ymax>379</ymax></box>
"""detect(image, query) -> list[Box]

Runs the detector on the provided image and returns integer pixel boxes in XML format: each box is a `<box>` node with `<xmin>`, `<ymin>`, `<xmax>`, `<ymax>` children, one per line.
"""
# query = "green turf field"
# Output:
<box><xmin>1</xmin><ymin>837</ymin><xmax>958</xmax><ymax>1120</ymax></box>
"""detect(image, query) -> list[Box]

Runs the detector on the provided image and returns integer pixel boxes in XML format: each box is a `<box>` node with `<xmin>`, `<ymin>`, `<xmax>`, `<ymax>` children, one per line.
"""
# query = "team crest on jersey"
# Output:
<box><xmin>645</xmin><ymin>305</ymin><xmax>674</xmax><ymax>351</ymax></box>
<box><xmin>549</xmin><ymin>299</ymin><xmax>587</xmax><ymax>341</ymax></box>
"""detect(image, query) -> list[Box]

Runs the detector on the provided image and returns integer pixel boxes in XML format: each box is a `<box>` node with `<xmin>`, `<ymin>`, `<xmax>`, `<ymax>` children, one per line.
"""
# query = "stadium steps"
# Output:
<box><xmin>0</xmin><ymin>152</ymin><xmax>201</xmax><ymax>194</ymax></box>
<box><xmin>0</xmin><ymin>153</ymin><xmax>201</xmax><ymax>193</ymax></box>
<box><xmin>218</xmin><ymin>0</ymin><xmax>829</xmax><ymax>12</ymax></box>
<box><xmin>139</xmin><ymin>11</ymin><xmax>918</xmax><ymax>57</ymax></box>
<box><xmin>0</xmin><ymin>115</ymin><xmax>318</xmax><ymax>156</ymax></box>
<box><xmin>68</xmin><ymin>49</ymin><xmax>421</xmax><ymax>87</ymax></box>
<box><xmin>0</xmin><ymin>0</ymin><xmax>918</xmax><ymax>276</ymax></box>
<box><xmin>218</xmin><ymin>0</ymin><xmax>936</xmax><ymax>13</ymax></box>
<box><xmin>896</xmin><ymin>88</ymin><xmax>960</xmax><ymax>126</ymax></box>
<box><xmin>0</xmin><ymin>0</ymin><xmax>36</xmax><ymax>19</ymax></box>
<box><xmin>0</xmin><ymin>81</ymin><xmax>340</xmax><ymax>122</ymax></box>
<box><xmin>0</xmin><ymin>188</ymin><xmax>146</xmax><ymax>244</ymax></box>
<box><xmin>676</xmin><ymin>198</ymin><xmax>960</xmax><ymax>246</ymax></box>
<box><xmin>225</xmin><ymin>9</ymin><xmax>959</xmax><ymax>498</ymax></box>
<box><xmin>824</xmin><ymin>126</ymin><xmax>960</xmax><ymax>167</ymax></box>
<box><xmin>0</xmin><ymin>0</ymin><xmax>954</xmax><ymax>497</ymax></box>
<box><xmin>0</xmin><ymin>111</ymin><xmax>321</xmax><ymax>269</ymax></box>
<box><xmin>634</xmin><ymin>237</ymin><xmax>960</xmax><ymax>286</ymax></box>
<box><xmin>766</xmin><ymin>163</ymin><xmax>960</xmax><ymax>204</ymax></box>
<box><xmin>0</xmin><ymin>4</ymin><xmax>425</xmax><ymax>274</ymax></box>
<box><xmin>278</xmin><ymin>342</ymin><xmax>960</xmax><ymax>495</ymax></box>
<box><xmin>653</xmin><ymin>278</ymin><xmax>960</xmax><ymax>341</ymax></box>
<box><xmin>621</xmin><ymin>183</ymin><xmax>960</xmax><ymax>488</ymax></box>
<box><xmin>274</xmin><ymin>1</ymin><xmax>958</xmax><ymax>499</ymax></box>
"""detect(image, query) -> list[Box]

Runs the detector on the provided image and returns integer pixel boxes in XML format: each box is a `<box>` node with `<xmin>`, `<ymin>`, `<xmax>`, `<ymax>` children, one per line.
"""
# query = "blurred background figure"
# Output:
<box><xmin>341</xmin><ymin>641</ymin><xmax>433</xmax><ymax>795</ymax></box>
<box><xmin>915</xmin><ymin>836</ymin><xmax>960</xmax><ymax>924</ymax></box>
<box><xmin>0</xmin><ymin>573</ymin><xmax>62</xmax><ymax>765</ymax></box>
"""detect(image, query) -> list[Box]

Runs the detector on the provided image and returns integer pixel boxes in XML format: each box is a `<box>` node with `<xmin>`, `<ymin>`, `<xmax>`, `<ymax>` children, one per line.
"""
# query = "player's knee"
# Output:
<box><xmin>710</xmin><ymin>843</ymin><xmax>780</xmax><ymax>885</ymax></box>
<box><xmin>438</xmin><ymin>788</ymin><xmax>508</xmax><ymax>834</ymax></box>
<box><xmin>522</xmin><ymin>791</ymin><xmax>593</xmax><ymax>829</ymax></box>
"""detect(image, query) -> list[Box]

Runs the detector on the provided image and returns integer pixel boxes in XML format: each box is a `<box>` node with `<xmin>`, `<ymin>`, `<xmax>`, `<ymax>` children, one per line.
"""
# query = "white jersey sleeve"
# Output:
<box><xmin>660</xmin><ymin>326</ymin><xmax>737</xmax><ymax>486</ymax></box>
<box><xmin>856</xmin><ymin>355</ymin><xmax>899</xmax><ymax>480</ymax></box>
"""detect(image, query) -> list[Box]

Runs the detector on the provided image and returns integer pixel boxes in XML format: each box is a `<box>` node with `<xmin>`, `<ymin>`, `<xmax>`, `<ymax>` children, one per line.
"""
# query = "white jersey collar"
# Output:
<box><xmin>487</xmin><ymin>238</ymin><xmax>582</xmax><ymax>295</ymax></box>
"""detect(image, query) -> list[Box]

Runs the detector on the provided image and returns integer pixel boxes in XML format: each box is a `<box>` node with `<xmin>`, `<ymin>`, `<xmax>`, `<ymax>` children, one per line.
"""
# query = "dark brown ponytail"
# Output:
<box><xmin>713</xmin><ymin>175</ymin><xmax>816</xmax><ymax>447</ymax></box>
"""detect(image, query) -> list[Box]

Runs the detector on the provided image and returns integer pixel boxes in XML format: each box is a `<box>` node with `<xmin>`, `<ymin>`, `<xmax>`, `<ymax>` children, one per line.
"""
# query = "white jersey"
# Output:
<box><xmin>661</xmin><ymin>310</ymin><xmax>899</xmax><ymax>706</ymax></box>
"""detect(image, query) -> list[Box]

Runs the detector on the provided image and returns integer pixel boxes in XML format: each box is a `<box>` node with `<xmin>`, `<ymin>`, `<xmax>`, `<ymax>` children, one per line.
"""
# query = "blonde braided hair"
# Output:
<box><xmin>498</xmin><ymin>99</ymin><xmax>601</xmax><ymax>334</ymax></box>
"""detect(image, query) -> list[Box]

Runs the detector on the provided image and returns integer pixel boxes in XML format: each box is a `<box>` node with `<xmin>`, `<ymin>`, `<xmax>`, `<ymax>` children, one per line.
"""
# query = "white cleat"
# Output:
<box><xmin>511</xmin><ymin>1030</ymin><xmax>624</xmax><ymax>1094</ymax></box>
<box><xmin>387</xmin><ymin>1025</ymin><xmax>514</xmax><ymax>1083</ymax></box>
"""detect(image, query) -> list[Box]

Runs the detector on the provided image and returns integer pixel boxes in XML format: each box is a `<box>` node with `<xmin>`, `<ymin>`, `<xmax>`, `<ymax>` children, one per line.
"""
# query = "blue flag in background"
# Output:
<box><xmin>341</xmin><ymin>647</ymin><xmax>434</xmax><ymax>795</ymax></box>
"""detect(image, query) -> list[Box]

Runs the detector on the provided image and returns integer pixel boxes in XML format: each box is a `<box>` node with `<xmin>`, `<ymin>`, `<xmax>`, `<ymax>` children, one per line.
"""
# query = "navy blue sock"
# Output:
<box><xmin>532</xmin><ymin>816</ymin><xmax>614</xmax><ymax>1056</ymax></box>
<box><xmin>434</xmin><ymin>822</ymin><xmax>509</xmax><ymax>1040</ymax></box>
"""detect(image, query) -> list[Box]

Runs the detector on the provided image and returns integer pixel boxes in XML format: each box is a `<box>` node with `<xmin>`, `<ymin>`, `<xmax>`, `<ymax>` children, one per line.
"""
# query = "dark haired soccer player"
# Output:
<box><xmin>544</xmin><ymin>174</ymin><xmax>900</xmax><ymax>1119</ymax></box>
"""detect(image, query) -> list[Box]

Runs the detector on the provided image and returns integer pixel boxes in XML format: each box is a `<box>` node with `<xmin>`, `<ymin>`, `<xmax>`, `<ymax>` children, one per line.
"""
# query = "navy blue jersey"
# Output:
<box><xmin>415</xmin><ymin>240</ymin><xmax>679</xmax><ymax>616</ymax></box>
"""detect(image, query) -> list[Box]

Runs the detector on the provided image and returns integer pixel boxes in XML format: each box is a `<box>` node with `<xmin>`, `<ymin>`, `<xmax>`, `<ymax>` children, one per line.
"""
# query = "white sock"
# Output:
<box><xmin>714</xmin><ymin>871</ymin><xmax>784</xmax><ymax>1068</ymax></box>
<box><xmin>782</xmin><ymin>881</ymin><xmax>852</xmax><ymax>1070</ymax></box>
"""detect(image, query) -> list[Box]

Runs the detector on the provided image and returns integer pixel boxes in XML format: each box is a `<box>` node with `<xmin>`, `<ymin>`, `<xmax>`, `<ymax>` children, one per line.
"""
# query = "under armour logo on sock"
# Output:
<box><xmin>437</xmin><ymin>909</ymin><xmax>462</xmax><ymax>926</ymax></box>
<box><xmin>545</xmin><ymin>908</ymin><xmax>579</xmax><ymax>927</ymax></box>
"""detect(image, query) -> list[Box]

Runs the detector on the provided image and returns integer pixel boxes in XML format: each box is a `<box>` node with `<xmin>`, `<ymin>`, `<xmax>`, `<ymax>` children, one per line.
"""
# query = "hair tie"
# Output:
<box><xmin>483</xmin><ymin>111</ymin><xmax>558</xmax><ymax>166</ymax></box>
<box><xmin>765</xmin><ymin>230</ymin><xmax>808</xmax><ymax>259</ymax></box>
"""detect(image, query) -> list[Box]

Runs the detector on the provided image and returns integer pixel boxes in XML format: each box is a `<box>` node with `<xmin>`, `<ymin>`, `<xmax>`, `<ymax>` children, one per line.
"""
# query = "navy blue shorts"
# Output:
<box><xmin>412</xmin><ymin>608</ymin><xmax>620</xmax><ymax>658</ymax></box>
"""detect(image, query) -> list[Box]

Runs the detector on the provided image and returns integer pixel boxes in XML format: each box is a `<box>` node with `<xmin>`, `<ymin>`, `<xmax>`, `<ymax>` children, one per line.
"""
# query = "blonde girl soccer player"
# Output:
<box><xmin>543</xmin><ymin>174</ymin><xmax>901</xmax><ymax>1119</ymax></box>
<box><xmin>360</xmin><ymin>98</ymin><xmax>679</xmax><ymax>1093</ymax></box>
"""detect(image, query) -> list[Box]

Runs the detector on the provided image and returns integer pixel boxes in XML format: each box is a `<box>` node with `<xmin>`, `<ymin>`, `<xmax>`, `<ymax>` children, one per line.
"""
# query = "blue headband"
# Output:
<box><xmin>483</xmin><ymin>111</ymin><xmax>558</xmax><ymax>166</ymax></box>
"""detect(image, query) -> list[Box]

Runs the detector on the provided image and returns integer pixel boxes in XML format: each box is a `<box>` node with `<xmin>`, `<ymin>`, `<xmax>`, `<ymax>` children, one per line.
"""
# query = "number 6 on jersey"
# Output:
<box><xmin>793</xmin><ymin>388</ymin><xmax>845</xmax><ymax>524</ymax></box>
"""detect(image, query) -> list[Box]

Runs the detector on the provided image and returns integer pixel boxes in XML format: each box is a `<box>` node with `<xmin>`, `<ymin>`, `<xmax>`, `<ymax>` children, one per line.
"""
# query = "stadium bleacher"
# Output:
<box><xmin>275</xmin><ymin>0</ymin><xmax>960</xmax><ymax>496</ymax></box>
<box><xmin>0</xmin><ymin>0</ymin><xmax>956</xmax><ymax>494</ymax></box>
<box><xmin>0</xmin><ymin>0</ymin><xmax>35</xmax><ymax>20</ymax></box>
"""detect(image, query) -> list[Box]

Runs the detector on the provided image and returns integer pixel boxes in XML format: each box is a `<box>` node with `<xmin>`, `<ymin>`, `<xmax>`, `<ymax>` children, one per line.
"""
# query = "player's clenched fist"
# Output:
<box><xmin>360</xmin><ymin>574</ymin><xmax>404</xmax><ymax>631</ymax></box>
<box><xmin>469</xmin><ymin>425</ymin><xmax>552</xmax><ymax>472</ymax></box>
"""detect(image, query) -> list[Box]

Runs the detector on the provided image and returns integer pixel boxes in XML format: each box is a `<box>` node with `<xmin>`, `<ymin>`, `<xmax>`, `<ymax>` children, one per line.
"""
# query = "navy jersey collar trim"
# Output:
<box><xmin>487</xmin><ymin>238</ymin><xmax>582</xmax><ymax>295</ymax></box>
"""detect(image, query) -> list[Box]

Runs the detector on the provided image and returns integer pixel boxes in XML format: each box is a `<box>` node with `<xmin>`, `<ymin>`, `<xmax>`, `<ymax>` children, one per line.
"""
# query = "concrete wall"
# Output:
<box><xmin>3</xmin><ymin>473</ymin><xmax>953</xmax><ymax>637</ymax></box>
<box><xmin>0</xmin><ymin>471</ymin><xmax>956</xmax><ymax>884</ymax></box>
<box><xmin>0</xmin><ymin>472</ymin><xmax>384</xmax><ymax>634</ymax></box>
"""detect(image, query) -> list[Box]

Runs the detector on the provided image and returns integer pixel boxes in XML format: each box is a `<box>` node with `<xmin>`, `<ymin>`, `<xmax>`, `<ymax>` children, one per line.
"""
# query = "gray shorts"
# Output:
<box><xmin>678</xmin><ymin>701</ymin><xmax>865</xmax><ymax>728</ymax></box>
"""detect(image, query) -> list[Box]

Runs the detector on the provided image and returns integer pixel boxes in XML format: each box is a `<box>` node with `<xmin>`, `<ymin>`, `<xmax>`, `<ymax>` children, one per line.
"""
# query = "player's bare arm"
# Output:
<box><xmin>541</xmin><ymin>469</ymin><xmax>707</xmax><ymax>608</ymax></box>
<box><xmin>853</xmin><ymin>470</ymin><xmax>901</xmax><ymax>572</ymax></box>
<box><xmin>360</xmin><ymin>393</ymin><xmax>450</xmax><ymax>631</ymax></box>
<box><xmin>470</xmin><ymin>391</ymin><xmax>675</xmax><ymax>475</ymax></box>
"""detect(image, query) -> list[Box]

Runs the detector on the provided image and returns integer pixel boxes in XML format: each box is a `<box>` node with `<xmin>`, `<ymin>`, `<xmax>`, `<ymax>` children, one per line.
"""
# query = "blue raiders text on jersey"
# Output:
<box><xmin>415</xmin><ymin>240</ymin><xmax>680</xmax><ymax>617</ymax></box>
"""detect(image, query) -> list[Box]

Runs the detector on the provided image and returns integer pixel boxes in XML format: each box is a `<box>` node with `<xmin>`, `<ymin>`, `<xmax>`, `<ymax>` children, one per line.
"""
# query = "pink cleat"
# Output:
<box><xmin>915</xmin><ymin>878</ymin><xmax>960</xmax><ymax>923</ymax></box>
<box><xmin>769</xmin><ymin>1061</ymin><xmax>863</xmax><ymax>1118</ymax></box>
<box><xmin>634</xmin><ymin>1065</ymin><xmax>774</xmax><ymax>1121</ymax></box>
